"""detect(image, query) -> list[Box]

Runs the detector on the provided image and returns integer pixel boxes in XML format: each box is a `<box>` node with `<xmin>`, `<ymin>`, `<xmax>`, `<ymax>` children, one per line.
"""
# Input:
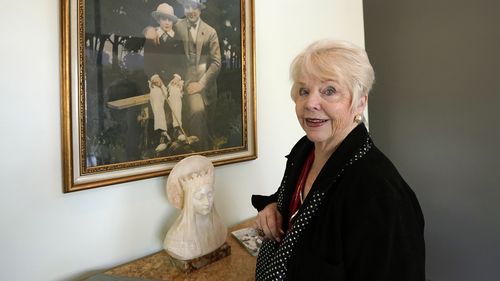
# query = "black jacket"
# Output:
<box><xmin>252</xmin><ymin>124</ymin><xmax>425</xmax><ymax>281</ymax></box>
<box><xmin>143</xmin><ymin>28</ymin><xmax>186</xmax><ymax>83</ymax></box>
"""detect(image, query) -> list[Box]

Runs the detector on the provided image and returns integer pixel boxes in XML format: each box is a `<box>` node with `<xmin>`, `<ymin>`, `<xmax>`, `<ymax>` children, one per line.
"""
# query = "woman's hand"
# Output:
<box><xmin>255</xmin><ymin>203</ymin><xmax>285</xmax><ymax>242</ymax></box>
<box><xmin>151</xmin><ymin>75</ymin><xmax>164</xmax><ymax>88</ymax></box>
<box><xmin>169</xmin><ymin>74</ymin><xmax>184</xmax><ymax>89</ymax></box>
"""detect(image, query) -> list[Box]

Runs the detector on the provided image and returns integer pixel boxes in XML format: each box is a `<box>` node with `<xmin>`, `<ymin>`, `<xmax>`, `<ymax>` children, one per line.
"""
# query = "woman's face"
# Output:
<box><xmin>192</xmin><ymin>185</ymin><xmax>214</xmax><ymax>215</ymax></box>
<box><xmin>294</xmin><ymin>75</ymin><xmax>360</xmax><ymax>150</ymax></box>
<box><xmin>159</xmin><ymin>17</ymin><xmax>173</xmax><ymax>32</ymax></box>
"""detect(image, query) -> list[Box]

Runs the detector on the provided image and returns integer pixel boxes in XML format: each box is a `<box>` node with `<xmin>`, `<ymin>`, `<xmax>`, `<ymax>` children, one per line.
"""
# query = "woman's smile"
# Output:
<box><xmin>305</xmin><ymin>118</ymin><xmax>329</xmax><ymax>127</ymax></box>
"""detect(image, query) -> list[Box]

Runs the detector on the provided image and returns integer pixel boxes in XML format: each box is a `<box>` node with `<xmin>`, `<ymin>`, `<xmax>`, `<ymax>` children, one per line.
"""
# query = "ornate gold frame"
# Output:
<box><xmin>60</xmin><ymin>0</ymin><xmax>257</xmax><ymax>192</ymax></box>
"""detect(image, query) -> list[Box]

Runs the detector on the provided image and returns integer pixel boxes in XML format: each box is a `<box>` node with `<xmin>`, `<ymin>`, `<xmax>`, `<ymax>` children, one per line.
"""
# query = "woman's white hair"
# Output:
<box><xmin>290</xmin><ymin>39</ymin><xmax>375</xmax><ymax>110</ymax></box>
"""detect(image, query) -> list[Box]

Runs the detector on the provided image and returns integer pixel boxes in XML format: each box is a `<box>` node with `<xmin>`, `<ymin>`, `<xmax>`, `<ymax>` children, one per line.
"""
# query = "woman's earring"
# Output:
<box><xmin>354</xmin><ymin>114</ymin><xmax>363</xmax><ymax>123</ymax></box>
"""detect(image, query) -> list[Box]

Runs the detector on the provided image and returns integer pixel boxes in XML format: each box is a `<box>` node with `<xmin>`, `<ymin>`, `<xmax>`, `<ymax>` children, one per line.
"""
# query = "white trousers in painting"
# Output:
<box><xmin>149</xmin><ymin>84</ymin><xmax>183</xmax><ymax>132</ymax></box>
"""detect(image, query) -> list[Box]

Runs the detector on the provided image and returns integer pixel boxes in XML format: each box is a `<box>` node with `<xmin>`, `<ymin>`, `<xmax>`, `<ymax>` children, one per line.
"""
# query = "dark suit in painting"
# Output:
<box><xmin>144</xmin><ymin>27</ymin><xmax>186</xmax><ymax>85</ymax></box>
<box><xmin>144</xmin><ymin>27</ymin><xmax>186</xmax><ymax>145</ymax></box>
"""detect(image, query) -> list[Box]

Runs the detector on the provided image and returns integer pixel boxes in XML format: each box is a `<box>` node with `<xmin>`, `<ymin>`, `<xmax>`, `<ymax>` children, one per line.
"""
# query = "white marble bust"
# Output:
<box><xmin>163</xmin><ymin>155</ymin><xmax>227</xmax><ymax>260</ymax></box>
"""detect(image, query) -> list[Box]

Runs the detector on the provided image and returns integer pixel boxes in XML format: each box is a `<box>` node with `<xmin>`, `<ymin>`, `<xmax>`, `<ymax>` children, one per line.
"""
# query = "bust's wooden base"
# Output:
<box><xmin>167</xmin><ymin>242</ymin><xmax>231</xmax><ymax>273</ymax></box>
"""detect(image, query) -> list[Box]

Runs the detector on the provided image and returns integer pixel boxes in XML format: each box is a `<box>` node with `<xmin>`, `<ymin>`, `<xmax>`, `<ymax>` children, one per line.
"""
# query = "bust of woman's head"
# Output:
<box><xmin>164</xmin><ymin>155</ymin><xmax>227</xmax><ymax>260</ymax></box>
<box><xmin>178</xmin><ymin>168</ymin><xmax>214</xmax><ymax>215</ymax></box>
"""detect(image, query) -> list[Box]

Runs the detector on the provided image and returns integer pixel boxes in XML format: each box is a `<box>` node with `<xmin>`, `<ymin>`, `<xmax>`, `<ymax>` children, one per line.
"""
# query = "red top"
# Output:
<box><xmin>288</xmin><ymin>150</ymin><xmax>315</xmax><ymax>226</ymax></box>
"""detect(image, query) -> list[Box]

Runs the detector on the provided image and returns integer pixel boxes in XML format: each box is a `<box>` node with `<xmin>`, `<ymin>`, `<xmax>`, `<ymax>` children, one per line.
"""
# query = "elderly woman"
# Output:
<box><xmin>252</xmin><ymin>40</ymin><xmax>425</xmax><ymax>281</ymax></box>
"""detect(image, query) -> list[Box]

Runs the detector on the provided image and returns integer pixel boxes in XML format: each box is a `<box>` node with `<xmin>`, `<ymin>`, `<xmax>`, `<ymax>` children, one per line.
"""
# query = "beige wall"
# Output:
<box><xmin>0</xmin><ymin>0</ymin><xmax>364</xmax><ymax>280</ymax></box>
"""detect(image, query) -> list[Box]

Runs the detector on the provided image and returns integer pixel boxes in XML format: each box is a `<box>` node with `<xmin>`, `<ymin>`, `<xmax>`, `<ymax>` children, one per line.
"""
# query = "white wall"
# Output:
<box><xmin>0</xmin><ymin>0</ymin><xmax>364</xmax><ymax>280</ymax></box>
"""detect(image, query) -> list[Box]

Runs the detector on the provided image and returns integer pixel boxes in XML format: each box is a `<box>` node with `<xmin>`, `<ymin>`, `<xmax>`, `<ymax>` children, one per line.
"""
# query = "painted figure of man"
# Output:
<box><xmin>177</xmin><ymin>0</ymin><xmax>221</xmax><ymax>150</ymax></box>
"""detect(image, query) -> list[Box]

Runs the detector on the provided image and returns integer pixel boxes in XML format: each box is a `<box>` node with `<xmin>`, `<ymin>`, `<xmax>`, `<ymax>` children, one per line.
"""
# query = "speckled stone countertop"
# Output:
<box><xmin>105</xmin><ymin>218</ymin><xmax>257</xmax><ymax>281</ymax></box>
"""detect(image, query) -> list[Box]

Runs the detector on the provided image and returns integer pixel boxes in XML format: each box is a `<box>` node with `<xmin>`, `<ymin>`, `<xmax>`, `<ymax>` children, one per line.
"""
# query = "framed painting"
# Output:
<box><xmin>60</xmin><ymin>0</ymin><xmax>256</xmax><ymax>192</ymax></box>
